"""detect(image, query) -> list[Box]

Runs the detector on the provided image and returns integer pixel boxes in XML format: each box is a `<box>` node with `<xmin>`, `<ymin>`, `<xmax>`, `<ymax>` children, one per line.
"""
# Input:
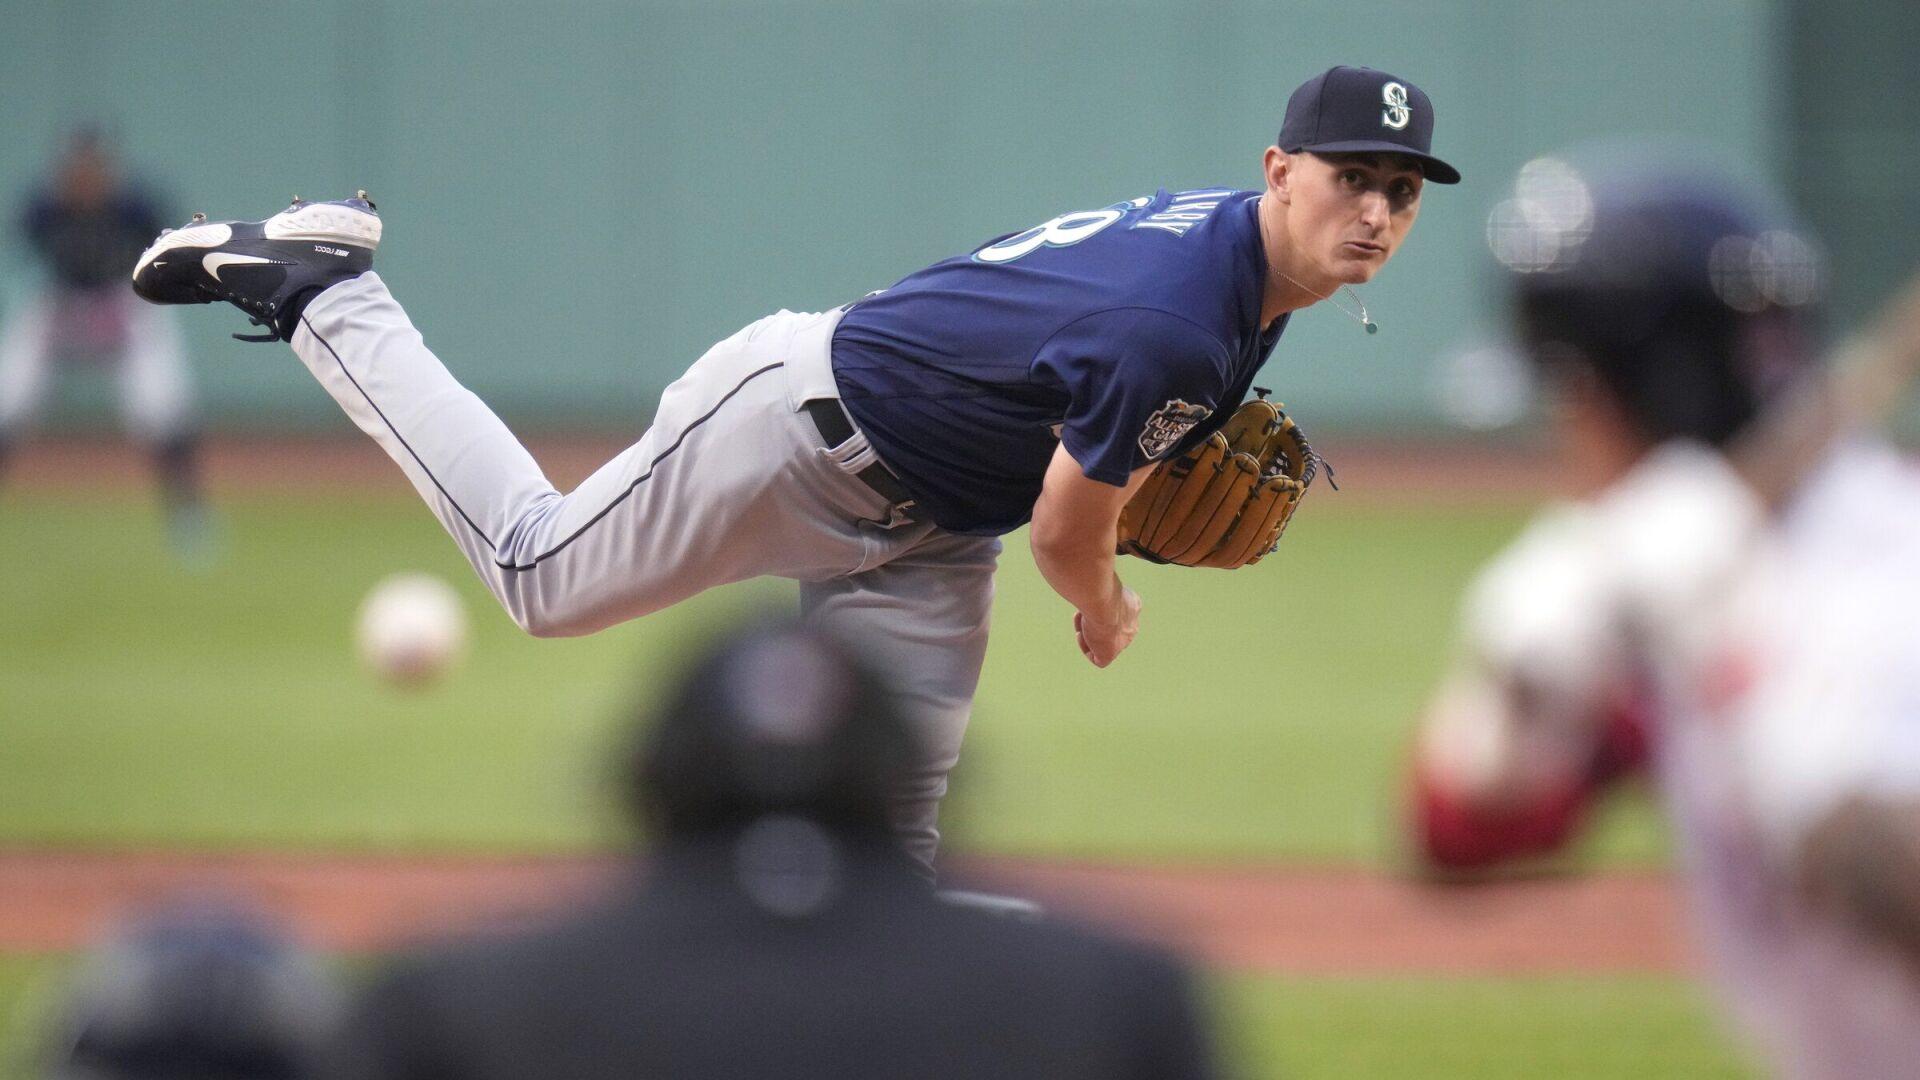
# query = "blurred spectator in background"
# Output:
<box><xmin>0</xmin><ymin>125</ymin><xmax>210</xmax><ymax>558</ymax></box>
<box><xmin>40</xmin><ymin>894</ymin><xmax>342</xmax><ymax>1080</ymax></box>
<box><xmin>1406</xmin><ymin>147</ymin><xmax>1920</xmax><ymax>1079</ymax></box>
<box><xmin>330</xmin><ymin>618</ymin><xmax>1219</xmax><ymax>1080</ymax></box>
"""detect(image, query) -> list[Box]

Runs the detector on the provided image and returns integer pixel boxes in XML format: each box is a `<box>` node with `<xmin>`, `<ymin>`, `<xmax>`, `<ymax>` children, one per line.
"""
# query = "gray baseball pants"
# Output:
<box><xmin>290</xmin><ymin>274</ymin><xmax>998</xmax><ymax>865</ymax></box>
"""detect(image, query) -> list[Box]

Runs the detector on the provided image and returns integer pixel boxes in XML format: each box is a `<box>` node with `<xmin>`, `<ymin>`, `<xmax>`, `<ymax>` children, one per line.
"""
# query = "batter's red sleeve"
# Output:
<box><xmin>1409</xmin><ymin>695</ymin><xmax>1653</xmax><ymax>872</ymax></box>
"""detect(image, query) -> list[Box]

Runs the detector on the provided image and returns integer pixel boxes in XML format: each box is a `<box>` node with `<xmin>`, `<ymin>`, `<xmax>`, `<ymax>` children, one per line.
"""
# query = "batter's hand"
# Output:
<box><xmin>1075</xmin><ymin>587</ymin><xmax>1142</xmax><ymax>667</ymax></box>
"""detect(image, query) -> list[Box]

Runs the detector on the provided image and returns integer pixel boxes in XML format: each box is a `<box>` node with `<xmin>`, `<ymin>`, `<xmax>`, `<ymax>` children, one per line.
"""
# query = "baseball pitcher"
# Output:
<box><xmin>131</xmin><ymin>66</ymin><xmax>1458</xmax><ymax>868</ymax></box>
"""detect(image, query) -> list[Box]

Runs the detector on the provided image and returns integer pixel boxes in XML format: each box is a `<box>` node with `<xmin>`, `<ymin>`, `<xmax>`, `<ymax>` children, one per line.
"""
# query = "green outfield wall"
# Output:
<box><xmin>0</xmin><ymin>1</ymin><xmax>1803</xmax><ymax>433</ymax></box>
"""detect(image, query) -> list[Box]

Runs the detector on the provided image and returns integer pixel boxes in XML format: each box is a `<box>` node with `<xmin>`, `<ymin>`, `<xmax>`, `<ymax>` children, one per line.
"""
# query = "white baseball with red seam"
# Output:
<box><xmin>355</xmin><ymin>572</ymin><xmax>468</xmax><ymax>688</ymax></box>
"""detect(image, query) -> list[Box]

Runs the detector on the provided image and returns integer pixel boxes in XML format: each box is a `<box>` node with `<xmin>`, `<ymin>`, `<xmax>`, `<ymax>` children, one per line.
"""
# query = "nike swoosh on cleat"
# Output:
<box><xmin>203</xmin><ymin>252</ymin><xmax>288</xmax><ymax>282</ymax></box>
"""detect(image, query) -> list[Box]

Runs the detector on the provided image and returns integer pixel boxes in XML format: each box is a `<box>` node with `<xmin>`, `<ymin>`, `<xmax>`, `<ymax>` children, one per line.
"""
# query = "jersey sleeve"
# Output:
<box><xmin>1032</xmin><ymin>307</ymin><xmax>1233</xmax><ymax>486</ymax></box>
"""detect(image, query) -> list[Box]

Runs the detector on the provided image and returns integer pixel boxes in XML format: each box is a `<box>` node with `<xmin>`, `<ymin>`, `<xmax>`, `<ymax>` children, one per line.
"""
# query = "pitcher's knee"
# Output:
<box><xmin>500</xmin><ymin>592</ymin><xmax>599</xmax><ymax>639</ymax></box>
<box><xmin>513</xmin><ymin>607</ymin><xmax>572</xmax><ymax>639</ymax></box>
<box><xmin>500</xmin><ymin>579</ymin><xmax>681</xmax><ymax>639</ymax></box>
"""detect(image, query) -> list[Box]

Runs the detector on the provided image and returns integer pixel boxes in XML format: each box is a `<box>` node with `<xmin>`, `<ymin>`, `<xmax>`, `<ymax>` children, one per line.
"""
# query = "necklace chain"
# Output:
<box><xmin>1274</xmin><ymin>267</ymin><xmax>1371</xmax><ymax>329</ymax></box>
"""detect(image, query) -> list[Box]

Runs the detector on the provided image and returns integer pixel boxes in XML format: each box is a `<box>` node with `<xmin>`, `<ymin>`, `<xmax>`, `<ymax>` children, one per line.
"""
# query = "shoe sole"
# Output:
<box><xmin>264</xmin><ymin>202</ymin><xmax>383</xmax><ymax>247</ymax></box>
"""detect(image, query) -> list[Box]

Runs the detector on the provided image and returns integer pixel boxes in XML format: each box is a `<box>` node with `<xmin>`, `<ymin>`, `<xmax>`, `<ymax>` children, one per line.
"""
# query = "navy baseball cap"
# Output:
<box><xmin>1279</xmin><ymin>65</ymin><xmax>1460</xmax><ymax>184</ymax></box>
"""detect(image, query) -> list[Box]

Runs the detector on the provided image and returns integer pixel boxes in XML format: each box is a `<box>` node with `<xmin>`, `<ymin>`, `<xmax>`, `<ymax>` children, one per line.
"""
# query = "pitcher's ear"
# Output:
<box><xmin>1265</xmin><ymin>147</ymin><xmax>1296</xmax><ymax>205</ymax></box>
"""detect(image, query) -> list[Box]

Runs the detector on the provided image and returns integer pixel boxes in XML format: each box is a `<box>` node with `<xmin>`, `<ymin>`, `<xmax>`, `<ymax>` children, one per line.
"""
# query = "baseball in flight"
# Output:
<box><xmin>355</xmin><ymin>572</ymin><xmax>468</xmax><ymax>688</ymax></box>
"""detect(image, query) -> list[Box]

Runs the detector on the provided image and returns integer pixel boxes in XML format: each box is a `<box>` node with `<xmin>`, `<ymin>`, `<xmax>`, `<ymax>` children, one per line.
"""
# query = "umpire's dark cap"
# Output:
<box><xmin>1280</xmin><ymin>65</ymin><xmax>1460</xmax><ymax>184</ymax></box>
<box><xmin>632</xmin><ymin>619</ymin><xmax>923</xmax><ymax>838</ymax></box>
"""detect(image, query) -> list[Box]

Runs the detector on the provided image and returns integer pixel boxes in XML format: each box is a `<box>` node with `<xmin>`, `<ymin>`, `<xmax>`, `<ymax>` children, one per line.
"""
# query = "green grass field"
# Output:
<box><xmin>0</xmin><ymin>490</ymin><xmax>1667</xmax><ymax>863</ymax></box>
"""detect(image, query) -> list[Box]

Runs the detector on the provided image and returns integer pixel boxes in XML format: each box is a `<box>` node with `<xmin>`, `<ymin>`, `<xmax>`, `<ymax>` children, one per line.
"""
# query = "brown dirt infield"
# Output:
<box><xmin>0</xmin><ymin>851</ymin><xmax>1691</xmax><ymax>976</ymax></box>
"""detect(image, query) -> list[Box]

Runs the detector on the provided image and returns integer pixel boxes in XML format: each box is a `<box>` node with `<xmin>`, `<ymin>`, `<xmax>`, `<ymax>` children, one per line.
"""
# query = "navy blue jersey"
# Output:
<box><xmin>831</xmin><ymin>189</ymin><xmax>1285</xmax><ymax>536</ymax></box>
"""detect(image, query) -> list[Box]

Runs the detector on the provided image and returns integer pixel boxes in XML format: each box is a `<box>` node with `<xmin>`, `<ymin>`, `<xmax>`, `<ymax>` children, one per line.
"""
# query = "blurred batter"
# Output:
<box><xmin>1408</xmin><ymin>149</ymin><xmax>1920</xmax><ymax>1079</ymax></box>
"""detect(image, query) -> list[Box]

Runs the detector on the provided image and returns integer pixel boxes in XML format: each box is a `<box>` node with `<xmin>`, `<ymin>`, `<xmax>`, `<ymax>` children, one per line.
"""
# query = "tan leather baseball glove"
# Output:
<box><xmin>1116</xmin><ymin>395</ymin><xmax>1320</xmax><ymax>568</ymax></box>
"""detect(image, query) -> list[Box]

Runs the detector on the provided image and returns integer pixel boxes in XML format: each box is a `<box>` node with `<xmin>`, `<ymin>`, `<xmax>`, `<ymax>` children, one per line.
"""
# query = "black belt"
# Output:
<box><xmin>802</xmin><ymin>398</ymin><xmax>920</xmax><ymax>512</ymax></box>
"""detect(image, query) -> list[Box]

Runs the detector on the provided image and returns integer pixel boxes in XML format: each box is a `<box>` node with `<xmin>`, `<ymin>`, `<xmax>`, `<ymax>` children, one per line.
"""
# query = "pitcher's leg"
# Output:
<box><xmin>799</xmin><ymin>531</ymin><xmax>1001</xmax><ymax>869</ymax></box>
<box><xmin>129</xmin><ymin>199</ymin><xmax>874</xmax><ymax>635</ymax></box>
<box><xmin>292</xmin><ymin>275</ymin><xmax>861</xmax><ymax>636</ymax></box>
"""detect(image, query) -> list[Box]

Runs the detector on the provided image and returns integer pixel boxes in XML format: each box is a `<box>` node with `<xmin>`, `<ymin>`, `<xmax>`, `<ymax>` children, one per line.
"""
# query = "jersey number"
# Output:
<box><xmin>973</xmin><ymin>204</ymin><xmax>1134</xmax><ymax>264</ymax></box>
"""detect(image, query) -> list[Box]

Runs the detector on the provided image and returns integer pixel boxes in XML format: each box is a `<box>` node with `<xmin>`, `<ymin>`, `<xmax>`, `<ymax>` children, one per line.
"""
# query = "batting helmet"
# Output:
<box><xmin>1489</xmin><ymin>146</ymin><xmax>1825</xmax><ymax>446</ymax></box>
<box><xmin>628</xmin><ymin>619</ymin><xmax>923</xmax><ymax>840</ymax></box>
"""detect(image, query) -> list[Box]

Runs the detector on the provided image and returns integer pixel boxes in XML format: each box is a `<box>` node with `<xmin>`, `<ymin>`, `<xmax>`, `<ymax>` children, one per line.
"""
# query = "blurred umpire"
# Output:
<box><xmin>329</xmin><ymin>619</ymin><xmax>1220</xmax><ymax>1080</ymax></box>
<box><xmin>1407</xmin><ymin>147</ymin><xmax>1920</xmax><ymax>1078</ymax></box>
<box><xmin>0</xmin><ymin>126</ymin><xmax>210</xmax><ymax>555</ymax></box>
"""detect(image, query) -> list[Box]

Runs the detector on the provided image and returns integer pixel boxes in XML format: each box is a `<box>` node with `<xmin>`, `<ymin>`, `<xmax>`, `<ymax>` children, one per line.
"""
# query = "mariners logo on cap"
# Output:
<box><xmin>1381</xmin><ymin>82</ymin><xmax>1411</xmax><ymax>131</ymax></box>
<box><xmin>1279</xmin><ymin>65</ymin><xmax>1460</xmax><ymax>183</ymax></box>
